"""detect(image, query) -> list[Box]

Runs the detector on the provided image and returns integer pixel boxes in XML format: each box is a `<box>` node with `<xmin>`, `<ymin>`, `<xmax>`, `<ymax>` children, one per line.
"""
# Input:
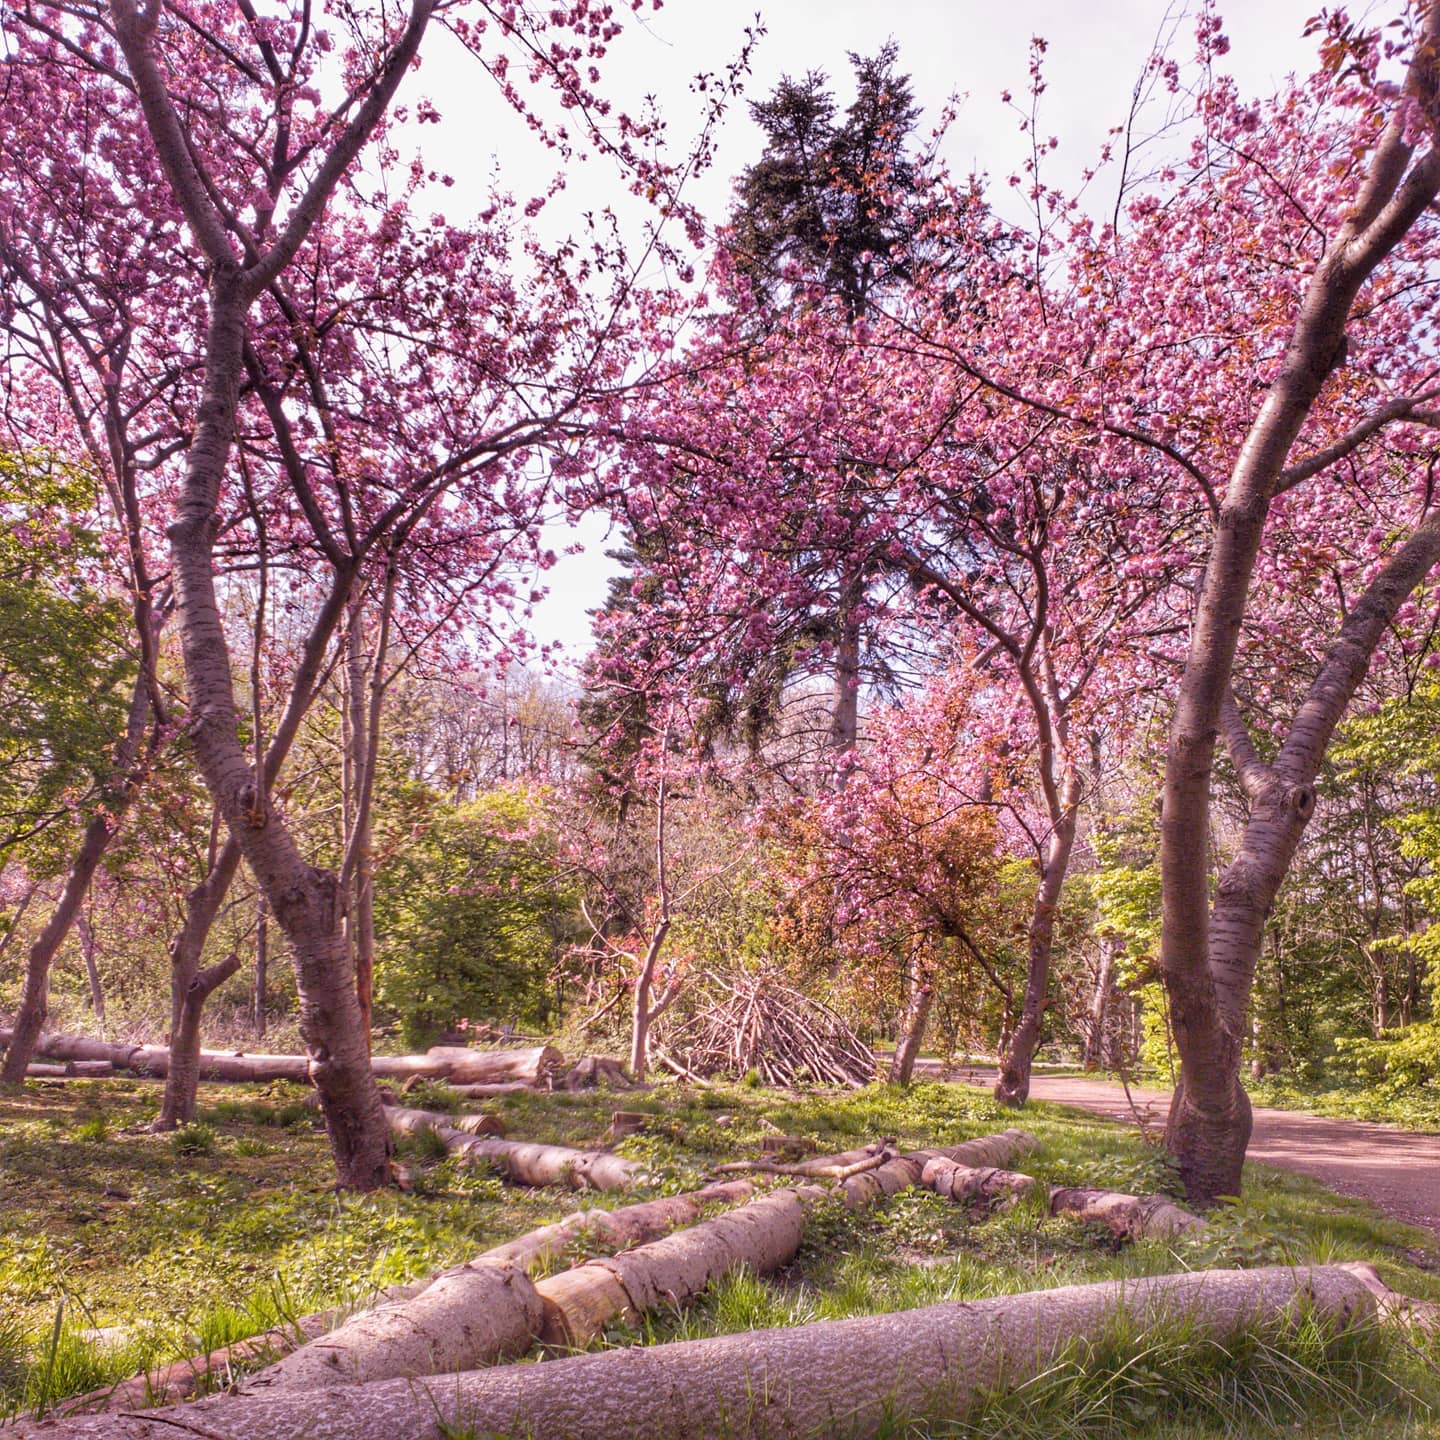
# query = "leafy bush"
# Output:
<box><xmin>374</xmin><ymin>785</ymin><xmax>577</xmax><ymax>1047</ymax></box>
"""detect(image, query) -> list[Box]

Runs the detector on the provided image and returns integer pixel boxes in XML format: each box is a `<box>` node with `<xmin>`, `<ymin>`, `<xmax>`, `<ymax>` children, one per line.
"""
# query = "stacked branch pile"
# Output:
<box><xmin>655</xmin><ymin>973</ymin><xmax>875</xmax><ymax>1087</ymax></box>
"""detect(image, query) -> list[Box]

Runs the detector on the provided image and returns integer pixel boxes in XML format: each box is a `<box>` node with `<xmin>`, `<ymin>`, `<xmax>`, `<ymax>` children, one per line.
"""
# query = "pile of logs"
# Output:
<box><xmin>655</xmin><ymin>973</ymin><xmax>876</xmax><ymax>1087</ymax></box>
<box><xmin>38</xmin><ymin>1115</ymin><xmax>1440</xmax><ymax>1440</ymax></box>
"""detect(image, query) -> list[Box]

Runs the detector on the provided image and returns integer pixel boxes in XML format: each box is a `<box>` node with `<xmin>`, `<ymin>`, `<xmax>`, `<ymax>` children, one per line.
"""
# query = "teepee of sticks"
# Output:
<box><xmin>657</xmin><ymin>972</ymin><xmax>875</xmax><ymax>1087</ymax></box>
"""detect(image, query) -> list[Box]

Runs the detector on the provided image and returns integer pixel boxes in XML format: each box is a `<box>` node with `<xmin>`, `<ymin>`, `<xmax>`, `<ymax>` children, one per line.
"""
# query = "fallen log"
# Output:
<box><xmin>477</xmin><ymin>1180</ymin><xmax>758</xmax><ymax>1273</ymax></box>
<box><xmin>75</xmin><ymin>1183</ymin><xmax>762</xmax><ymax>1412</ymax></box>
<box><xmin>374</xmin><ymin>1045</ymin><xmax>563</xmax><ymax>1087</ymax></box>
<box><xmin>559</xmin><ymin>1055</ymin><xmax>633</xmax><ymax>1090</ymax></box>
<box><xmin>17</xmin><ymin>1266</ymin><xmax>1376</xmax><ymax>1440</ymax></box>
<box><xmin>385</xmin><ymin>1106</ymin><xmax>638</xmax><ymax>1191</ymax></box>
<box><xmin>0</xmin><ymin>1031</ymin><xmax>562</xmax><ymax>1088</ymax></box>
<box><xmin>54</xmin><ymin>1282</ymin><xmax>429</xmax><ymax>1416</ymax></box>
<box><xmin>842</xmin><ymin>1129</ymin><xmax>1040</xmax><ymax>1211</ymax></box>
<box><xmin>1049</xmin><ymin>1186</ymin><xmax>1206</xmax><ymax>1241</ymax></box>
<box><xmin>241</xmin><ymin>1263</ymin><xmax>543</xmax><ymax>1393</ymax></box>
<box><xmin>444</xmin><ymin>1081</ymin><xmax>539</xmax><ymax>1099</ymax></box>
<box><xmin>24</xmin><ymin>1061</ymin><xmax>114</xmax><ymax>1078</ymax></box>
<box><xmin>534</xmin><ymin>1186</ymin><xmax>823</xmax><ymax>1348</ymax></box>
<box><xmin>920</xmin><ymin>1157</ymin><xmax>1037</xmax><ymax>1205</ymax></box>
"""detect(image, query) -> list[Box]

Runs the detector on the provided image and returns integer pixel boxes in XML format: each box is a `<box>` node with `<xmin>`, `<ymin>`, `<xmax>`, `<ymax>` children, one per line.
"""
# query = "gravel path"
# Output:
<box><xmin>947</xmin><ymin>1069</ymin><xmax>1440</xmax><ymax>1240</ymax></box>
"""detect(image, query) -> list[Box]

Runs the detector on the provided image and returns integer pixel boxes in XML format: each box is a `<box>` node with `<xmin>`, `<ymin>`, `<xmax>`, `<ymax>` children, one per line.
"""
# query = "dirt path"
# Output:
<box><xmin>948</xmin><ymin>1069</ymin><xmax>1440</xmax><ymax>1240</ymax></box>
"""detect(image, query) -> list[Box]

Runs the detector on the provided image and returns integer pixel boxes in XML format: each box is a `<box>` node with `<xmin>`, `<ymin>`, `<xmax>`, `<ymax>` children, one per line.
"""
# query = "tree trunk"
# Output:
<box><xmin>254</xmin><ymin>895</ymin><xmax>269</xmax><ymax>1039</ymax></box>
<box><xmin>1159</xmin><ymin>30</ymin><xmax>1440</xmax><ymax>1202</ymax></box>
<box><xmin>156</xmin><ymin>837</ymin><xmax>244</xmax><ymax>1129</ymax></box>
<box><xmin>1083</xmin><ymin>937</ymin><xmax>1118</xmax><ymax>1070</ymax></box>
<box><xmin>18</xmin><ymin>1267</ymin><xmax>1375</xmax><ymax>1440</ymax></box>
<box><xmin>75</xmin><ymin>907</ymin><xmax>105</xmax><ymax>1021</ymax></box>
<box><xmin>0</xmin><ymin>675</ymin><xmax>151</xmax><ymax>1084</ymax></box>
<box><xmin>1048</xmin><ymin>1187</ymin><xmax>1206</xmax><ymax>1241</ymax></box>
<box><xmin>535</xmin><ymin>1187</ymin><xmax>818</xmax><ymax>1349</ymax></box>
<box><xmin>156</xmin><ymin>952</ymin><xmax>244</xmax><ymax>1129</ymax></box>
<box><xmin>829</xmin><ymin>585</ymin><xmax>862</xmax><ymax>756</ymax></box>
<box><xmin>995</xmin><ymin>800</ymin><xmax>1078</xmax><ymax>1105</ymax></box>
<box><xmin>887</xmin><ymin>979</ymin><xmax>933</xmax><ymax>1084</ymax></box>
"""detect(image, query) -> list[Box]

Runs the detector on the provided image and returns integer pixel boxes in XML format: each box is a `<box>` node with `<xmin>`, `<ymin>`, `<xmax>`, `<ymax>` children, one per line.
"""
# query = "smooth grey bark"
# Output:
<box><xmin>1160</xmin><ymin>17</ymin><xmax>1440</xmax><ymax>1202</ymax></box>
<box><xmin>13</xmin><ymin>1267</ymin><xmax>1374</xmax><ymax>1440</ymax></box>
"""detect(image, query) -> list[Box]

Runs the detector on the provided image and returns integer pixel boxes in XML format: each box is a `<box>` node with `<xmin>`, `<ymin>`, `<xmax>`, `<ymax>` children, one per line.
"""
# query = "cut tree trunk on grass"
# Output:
<box><xmin>75</xmin><ymin>1183</ymin><xmax>762</xmax><ymax>1413</ymax></box>
<box><xmin>18</xmin><ymin>1266</ymin><xmax>1377</xmax><ymax>1440</ymax></box>
<box><xmin>385</xmin><ymin>1106</ymin><xmax>638</xmax><ymax>1191</ymax></box>
<box><xmin>431</xmin><ymin>1081</ymin><xmax>537</xmax><ymax>1099</ymax></box>
<box><xmin>56</xmin><ymin>1283</ymin><xmax>429</xmax><ymax>1416</ymax></box>
<box><xmin>921</xmin><ymin>1158</ymin><xmax>1037</xmax><ymax>1204</ymax></box>
<box><xmin>534</xmin><ymin>1185</ymin><xmax>824</xmax><ymax>1348</ymax></box>
<box><xmin>0</xmin><ymin>1032</ymin><xmax>562</xmax><ymax>1088</ymax></box>
<box><xmin>478</xmin><ymin>1180</ymin><xmax>758</xmax><ymax>1273</ymax></box>
<box><xmin>844</xmin><ymin>1129</ymin><xmax>1040</xmax><ymax>1211</ymax></box>
<box><xmin>372</xmin><ymin>1045</ymin><xmax>563</xmax><ymax>1087</ymax></box>
<box><xmin>242</xmin><ymin>1263</ymin><xmax>543</xmax><ymax>1393</ymax></box>
<box><xmin>1049</xmin><ymin>1186</ymin><xmax>1207</xmax><ymax>1241</ymax></box>
<box><xmin>24</xmin><ymin>1061</ymin><xmax>114</xmax><ymax>1078</ymax></box>
<box><xmin>560</xmin><ymin>1056</ymin><xmax>633</xmax><ymax>1090</ymax></box>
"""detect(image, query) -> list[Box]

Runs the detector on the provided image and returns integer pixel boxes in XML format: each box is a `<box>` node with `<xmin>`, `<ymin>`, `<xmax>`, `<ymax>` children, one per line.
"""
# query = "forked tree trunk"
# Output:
<box><xmin>1160</xmin><ymin>21</ymin><xmax>1440</xmax><ymax>1199</ymax></box>
<box><xmin>107</xmin><ymin>0</ymin><xmax>433</xmax><ymax>1190</ymax></box>
<box><xmin>156</xmin><ymin>836</ymin><xmax>244</xmax><ymax>1129</ymax></box>
<box><xmin>0</xmin><ymin>676</ymin><xmax>152</xmax><ymax>1083</ymax></box>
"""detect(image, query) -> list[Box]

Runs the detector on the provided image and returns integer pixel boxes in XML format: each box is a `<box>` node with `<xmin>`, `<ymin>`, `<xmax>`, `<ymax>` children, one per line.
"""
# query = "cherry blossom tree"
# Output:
<box><xmin>1</xmin><ymin>0</ymin><xmax>683</xmax><ymax>1184</ymax></box>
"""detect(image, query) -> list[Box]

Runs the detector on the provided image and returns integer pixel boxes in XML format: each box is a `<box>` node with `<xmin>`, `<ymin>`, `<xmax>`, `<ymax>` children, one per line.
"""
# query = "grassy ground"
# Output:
<box><xmin>1246</xmin><ymin>1074</ymin><xmax>1440</xmax><ymax>1132</ymax></box>
<box><xmin>1</xmin><ymin>1076</ymin><xmax>1438</xmax><ymax>1436</ymax></box>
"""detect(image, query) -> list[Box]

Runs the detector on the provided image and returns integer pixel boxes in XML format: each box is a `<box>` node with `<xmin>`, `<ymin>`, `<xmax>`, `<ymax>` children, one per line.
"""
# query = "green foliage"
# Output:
<box><xmin>374</xmin><ymin>785</ymin><xmax>576</xmax><ymax>1047</ymax></box>
<box><xmin>0</xmin><ymin>452</ymin><xmax>132</xmax><ymax>863</ymax></box>
<box><xmin>169</xmin><ymin>1123</ymin><xmax>217</xmax><ymax>1157</ymax></box>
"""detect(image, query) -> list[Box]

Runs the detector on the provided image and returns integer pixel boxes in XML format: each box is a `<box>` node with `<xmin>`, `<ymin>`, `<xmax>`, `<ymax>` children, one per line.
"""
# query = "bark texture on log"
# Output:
<box><xmin>74</xmin><ymin>1185</ymin><xmax>761</xmax><ymax>1412</ymax></box>
<box><xmin>477</xmin><ymin>1181</ymin><xmax>757</xmax><ymax>1273</ymax></box>
<box><xmin>1049</xmin><ymin>1187</ymin><xmax>1207</xmax><ymax>1241</ymax></box>
<box><xmin>18</xmin><ymin>1267</ymin><xmax>1375</xmax><ymax>1440</ymax></box>
<box><xmin>0</xmin><ymin>1032</ymin><xmax>560</xmax><ymax>1088</ymax></box>
<box><xmin>55</xmin><ymin>1284</ymin><xmax>429</xmax><ymax>1416</ymax></box>
<box><xmin>243</xmin><ymin>1263</ymin><xmax>542</xmax><ymax>1393</ymax></box>
<box><xmin>535</xmin><ymin>1187</ymin><xmax>821</xmax><ymax>1348</ymax></box>
<box><xmin>386</xmin><ymin>1106</ymin><xmax>638</xmax><ymax>1190</ymax></box>
<box><xmin>921</xmin><ymin>1158</ymin><xmax>1037</xmax><ymax>1205</ymax></box>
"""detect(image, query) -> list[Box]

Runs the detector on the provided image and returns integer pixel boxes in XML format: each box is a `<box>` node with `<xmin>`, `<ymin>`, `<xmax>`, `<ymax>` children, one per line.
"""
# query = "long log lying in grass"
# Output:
<box><xmin>0</xmin><ymin>1030</ymin><xmax>561</xmax><ymax>1087</ymax></box>
<box><xmin>534</xmin><ymin>1186</ymin><xmax>824</xmax><ymax>1348</ymax></box>
<box><xmin>72</xmin><ymin>1183</ymin><xmax>762</xmax><ymax>1413</ymax></box>
<box><xmin>479</xmin><ymin>1180</ymin><xmax>757</xmax><ymax>1272</ymax></box>
<box><xmin>18</xmin><ymin>1266</ymin><xmax>1376</xmax><ymax>1440</ymax></box>
<box><xmin>241</xmin><ymin>1262</ymin><xmax>545</xmax><ymax>1393</ymax></box>
<box><xmin>55</xmin><ymin>1282</ymin><xmax>431</xmax><ymax>1416</ymax></box>
<box><xmin>385</xmin><ymin>1106</ymin><xmax>639</xmax><ymax>1190</ymax></box>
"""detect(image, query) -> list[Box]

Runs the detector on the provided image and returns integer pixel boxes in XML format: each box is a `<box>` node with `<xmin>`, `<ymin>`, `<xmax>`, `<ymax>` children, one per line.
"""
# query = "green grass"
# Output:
<box><xmin>0</xmin><ymin>1076</ymin><xmax>1437</xmax><ymax>1434</ymax></box>
<box><xmin>1249</xmin><ymin>1074</ymin><xmax>1440</xmax><ymax>1132</ymax></box>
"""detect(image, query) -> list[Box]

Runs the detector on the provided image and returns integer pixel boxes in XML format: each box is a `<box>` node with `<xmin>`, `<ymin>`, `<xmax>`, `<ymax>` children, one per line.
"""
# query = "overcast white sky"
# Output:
<box><xmin>409</xmin><ymin>1</ymin><xmax>1327</xmax><ymax>665</ymax></box>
